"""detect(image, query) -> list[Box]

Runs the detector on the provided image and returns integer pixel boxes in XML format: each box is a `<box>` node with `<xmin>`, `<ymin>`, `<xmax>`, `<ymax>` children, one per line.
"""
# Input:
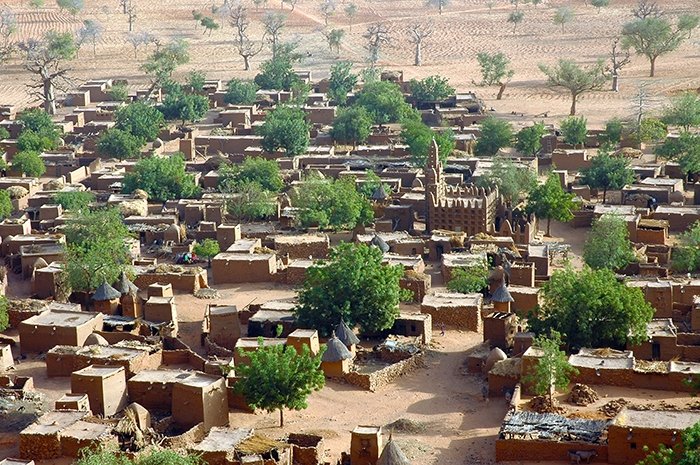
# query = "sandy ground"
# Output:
<box><xmin>1</xmin><ymin>0</ymin><xmax>700</xmax><ymax>127</ymax></box>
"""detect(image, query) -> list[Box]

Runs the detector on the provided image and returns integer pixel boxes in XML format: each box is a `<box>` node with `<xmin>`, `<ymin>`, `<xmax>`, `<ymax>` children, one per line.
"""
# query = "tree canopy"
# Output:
<box><xmin>224</xmin><ymin>79</ymin><xmax>259</xmax><ymax>105</ymax></box>
<box><xmin>158</xmin><ymin>88</ymin><xmax>210</xmax><ymax>125</ymax></box>
<box><xmin>525</xmin><ymin>171</ymin><xmax>577</xmax><ymax>236</ymax></box>
<box><xmin>12</xmin><ymin>150</ymin><xmax>46</xmax><ymax>177</ymax></box>
<box><xmin>539</xmin><ymin>59</ymin><xmax>608</xmax><ymax>115</ymax></box>
<box><xmin>0</xmin><ymin>191</ymin><xmax>11</xmax><ymax>221</ymax></box>
<box><xmin>672</xmin><ymin>221</ymin><xmax>700</xmax><ymax>273</ymax></box>
<box><xmin>560</xmin><ymin>116</ymin><xmax>587</xmax><ymax>147</ymax></box>
<box><xmin>122</xmin><ymin>154</ymin><xmax>200</xmax><ymax>202</ymax></box>
<box><xmin>54</xmin><ymin>191</ymin><xmax>95</xmax><ymax>212</ymax></box>
<box><xmin>17</xmin><ymin>109</ymin><xmax>60</xmax><ymax>151</ymax></box>
<box><xmin>476</xmin><ymin>51</ymin><xmax>514</xmax><ymax>100</ymax></box>
<box><xmin>655</xmin><ymin>132</ymin><xmax>700</xmax><ymax>178</ymax></box>
<box><xmin>296</xmin><ymin>242</ymin><xmax>405</xmax><ymax>335</ymax></box>
<box><xmin>222</xmin><ymin>180</ymin><xmax>278</xmax><ymax>221</ymax></box>
<box><xmin>328</xmin><ymin>61</ymin><xmax>357</xmax><ymax>105</ymax></box>
<box><xmin>97</xmin><ymin>128</ymin><xmax>144</xmax><ymax>160</ymax></box>
<box><xmin>400</xmin><ymin>119</ymin><xmax>455</xmax><ymax>167</ymax></box>
<box><xmin>409</xmin><ymin>75</ymin><xmax>454</xmax><ymax>103</ymax></box>
<box><xmin>475</xmin><ymin>158</ymin><xmax>536</xmax><ymax>205</ymax></box>
<box><xmin>141</xmin><ymin>38</ymin><xmax>190</xmax><ymax>89</ymax></box>
<box><xmin>355</xmin><ymin>80</ymin><xmax>418</xmax><ymax>125</ymax></box>
<box><xmin>446</xmin><ymin>260</ymin><xmax>489</xmax><ymax>294</ymax></box>
<box><xmin>115</xmin><ymin>102</ymin><xmax>164</xmax><ymax>142</ymax></box>
<box><xmin>475</xmin><ymin>117</ymin><xmax>512</xmax><ymax>156</ymax></box>
<box><xmin>330</xmin><ymin>106</ymin><xmax>374</xmax><ymax>147</ymax></box>
<box><xmin>258</xmin><ymin>105</ymin><xmax>310</xmax><ymax>156</ymax></box>
<box><xmin>580</xmin><ymin>150</ymin><xmax>635</xmax><ymax>202</ymax></box>
<box><xmin>522</xmin><ymin>332</ymin><xmax>578</xmax><ymax>402</ymax></box>
<box><xmin>234</xmin><ymin>338</ymin><xmax>325</xmax><ymax>427</ymax></box>
<box><xmin>291</xmin><ymin>175</ymin><xmax>373</xmax><ymax>230</ymax></box>
<box><xmin>254</xmin><ymin>46</ymin><xmax>301</xmax><ymax>91</ymax></box>
<box><xmin>622</xmin><ymin>16</ymin><xmax>699</xmax><ymax>77</ymax></box>
<box><xmin>529</xmin><ymin>267</ymin><xmax>654</xmax><ymax>350</ymax></box>
<box><xmin>661</xmin><ymin>92</ymin><xmax>700</xmax><ymax>131</ymax></box>
<box><xmin>63</xmin><ymin>208</ymin><xmax>133</xmax><ymax>293</ymax></box>
<box><xmin>219</xmin><ymin>156</ymin><xmax>284</xmax><ymax>192</ymax></box>
<box><xmin>584</xmin><ymin>214</ymin><xmax>636</xmax><ymax>271</ymax></box>
<box><xmin>515</xmin><ymin>122</ymin><xmax>546</xmax><ymax>156</ymax></box>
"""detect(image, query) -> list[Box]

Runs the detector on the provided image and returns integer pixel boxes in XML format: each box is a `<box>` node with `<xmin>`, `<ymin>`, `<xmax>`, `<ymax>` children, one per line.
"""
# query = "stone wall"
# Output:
<box><xmin>344</xmin><ymin>352</ymin><xmax>424</xmax><ymax>392</ymax></box>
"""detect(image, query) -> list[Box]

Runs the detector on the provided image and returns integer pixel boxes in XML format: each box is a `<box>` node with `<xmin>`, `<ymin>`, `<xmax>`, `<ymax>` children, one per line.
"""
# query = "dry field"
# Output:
<box><xmin>1</xmin><ymin>0</ymin><xmax>700</xmax><ymax>126</ymax></box>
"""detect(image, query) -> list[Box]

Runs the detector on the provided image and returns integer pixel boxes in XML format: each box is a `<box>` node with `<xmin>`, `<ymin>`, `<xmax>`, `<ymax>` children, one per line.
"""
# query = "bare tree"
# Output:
<box><xmin>118</xmin><ymin>0</ymin><xmax>129</xmax><ymax>14</ymax></box>
<box><xmin>364</xmin><ymin>23</ymin><xmax>390</xmax><ymax>67</ymax></box>
<box><xmin>0</xmin><ymin>8</ymin><xmax>17</xmax><ymax>64</ymax></box>
<box><xmin>344</xmin><ymin>3</ymin><xmax>357</xmax><ymax>31</ymax></box>
<box><xmin>607</xmin><ymin>38</ymin><xmax>631</xmax><ymax>92</ymax></box>
<box><xmin>323</xmin><ymin>28</ymin><xmax>344</xmax><ymax>55</ymax></box>
<box><xmin>230</xmin><ymin>3</ymin><xmax>263</xmax><ymax>70</ymax></box>
<box><xmin>20</xmin><ymin>32</ymin><xmax>77</xmax><ymax>114</ymax></box>
<box><xmin>426</xmin><ymin>0</ymin><xmax>448</xmax><ymax>15</ymax></box>
<box><xmin>127</xmin><ymin>2</ymin><xmax>137</xmax><ymax>32</ymax></box>
<box><xmin>632</xmin><ymin>0</ymin><xmax>662</xmax><ymax>19</ymax></box>
<box><xmin>126</xmin><ymin>30</ymin><xmax>155</xmax><ymax>58</ymax></box>
<box><xmin>283</xmin><ymin>0</ymin><xmax>300</xmax><ymax>11</ymax></box>
<box><xmin>407</xmin><ymin>23</ymin><xmax>432</xmax><ymax>67</ymax></box>
<box><xmin>262</xmin><ymin>12</ymin><xmax>286</xmax><ymax>58</ymax></box>
<box><xmin>320</xmin><ymin>0</ymin><xmax>336</xmax><ymax>26</ymax></box>
<box><xmin>77</xmin><ymin>19</ymin><xmax>104</xmax><ymax>57</ymax></box>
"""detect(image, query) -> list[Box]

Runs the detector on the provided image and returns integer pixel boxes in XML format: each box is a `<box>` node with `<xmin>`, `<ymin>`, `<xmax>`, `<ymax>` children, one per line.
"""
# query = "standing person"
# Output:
<box><xmin>440</xmin><ymin>323</ymin><xmax>446</xmax><ymax>337</ymax></box>
<box><xmin>482</xmin><ymin>384</ymin><xmax>489</xmax><ymax>403</ymax></box>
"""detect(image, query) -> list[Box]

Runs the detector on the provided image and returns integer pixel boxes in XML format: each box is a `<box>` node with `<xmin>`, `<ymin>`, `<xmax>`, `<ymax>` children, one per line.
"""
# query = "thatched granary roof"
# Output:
<box><xmin>377</xmin><ymin>438</ymin><xmax>410</xmax><ymax>465</ymax></box>
<box><xmin>115</xmin><ymin>272</ymin><xmax>139</xmax><ymax>295</ymax></box>
<box><xmin>371</xmin><ymin>234</ymin><xmax>390</xmax><ymax>253</ymax></box>
<box><xmin>335</xmin><ymin>321</ymin><xmax>360</xmax><ymax>346</ymax></box>
<box><xmin>322</xmin><ymin>334</ymin><xmax>353</xmax><ymax>362</ymax></box>
<box><xmin>93</xmin><ymin>282</ymin><xmax>121</xmax><ymax>301</ymax></box>
<box><xmin>491</xmin><ymin>285</ymin><xmax>514</xmax><ymax>303</ymax></box>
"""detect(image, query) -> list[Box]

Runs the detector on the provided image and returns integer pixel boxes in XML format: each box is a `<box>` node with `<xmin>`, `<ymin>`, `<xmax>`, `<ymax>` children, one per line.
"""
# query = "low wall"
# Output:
<box><xmin>495</xmin><ymin>439</ymin><xmax>608</xmax><ymax>463</ymax></box>
<box><xmin>344</xmin><ymin>352</ymin><xmax>424</xmax><ymax>392</ymax></box>
<box><xmin>133</xmin><ymin>271</ymin><xmax>207</xmax><ymax>294</ymax></box>
<box><xmin>574</xmin><ymin>366</ymin><xmax>693</xmax><ymax>393</ymax></box>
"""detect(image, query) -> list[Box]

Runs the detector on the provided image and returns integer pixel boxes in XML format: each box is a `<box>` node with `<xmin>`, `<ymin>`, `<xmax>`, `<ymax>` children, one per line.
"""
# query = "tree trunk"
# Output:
<box><xmin>414</xmin><ymin>41</ymin><xmax>422</xmax><ymax>66</ymax></box>
<box><xmin>569</xmin><ymin>93</ymin><xmax>577</xmax><ymax>116</ymax></box>
<box><xmin>43</xmin><ymin>77</ymin><xmax>56</xmax><ymax>115</ymax></box>
<box><xmin>649</xmin><ymin>56</ymin><xmax>656</xmax><ymax>77</ymax></box>
<box><xmin>439</xmin><ymin>2</ymin><xmax>443</xmax><ymax>14</ymax></box>
<box><xmin>93</xmin><ymin>41</ymin><xmax>97</xmax><ymax>57</ymax></box>
<box><xmin>611</xmin><ymin>73</ymin><xmax>619</xmax><ymax>92</ymax></box>
<box><xmin>546</xmin><ymin>217</ymin><xmax>551</xmax><ymax>237</ymax></box>
<box><xmin>496</xmin><ymin>82</ymin><xmax>506</xmax><ymax>100</ymax></box>
<box><xmin>602</xmin><ymin>187</ymin><xmax>607</xmax><ymax>203</ymax></box>
<box><xmin>243</xmin><ymin>54</ymin><xmax>250</xmax><ymax>70</ymax></box>
<box><xmin>279</xmin><ymin>409</ymin><xmax>284</xmax><ymax>427</ymax></box>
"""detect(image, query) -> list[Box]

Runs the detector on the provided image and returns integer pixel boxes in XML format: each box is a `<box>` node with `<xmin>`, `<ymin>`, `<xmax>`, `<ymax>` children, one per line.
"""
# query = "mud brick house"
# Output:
<box><xmin>420</xmin><ymin>292</ymin><xmax>483</xmax><ymax>332</ymax></box>
<box><xmin>70</xmin><ymin>365</ymin><xmax>128</xmax><ymax>416</ymax></box>
<box><xmin>59</xmin><ymin>419</ymin><xmax>116</xmax><ymax>458</ymax></box>
<box><xmin>46</xmin><ymin>342</ymin><xmax>161</xmax><ymax>377</ymax></box>
<box><xmin>653</xmin><ymin>206</ymin><xmax>700</xmax><ymax>232</ymax></box>
<box><xmin>287</xmin><ymin>329</ymin><xmax>320</xmax><ymax>356</ymax></box>
<box><xmin>191</xmin><ymin>427</ymin><xmax>292</xmax><ymax>465</ymax></box>
<box><xmin>171</xmin><ymin>371</ymin><xmax>229</xmax><ymax>432</ymax></box>
<box><xmin>630</xmin><ymin>319</ymin><xmax>700</xmax><ymax>362</ymax></box>
<box><xmin>55</xmin><ymin>393</ymin><xmax>90</xmax><ymax>411</ymax></box>
<box><xmin>484</xmin><ymin>312</ymin><xmax>517</xmax><ymax>350</ymax></box>
<box><xmin>440</xmin><ymin>251</ymin><xmax>488</xmax><ymax>282</ymax></box>
<box><xmin>551</xmin><ymin>149</ymin><xmax>591</xmax><ymax>171</ymax></box>
<box><xmin>248</xmin><ymin>300</ymin><xmax>297</xmax><ymax>338</ymax></box>
<box><xmin>0</xmin><ymin>217</ymin><xmax>31</xmax><ymax>240</ymax></box>
<box><xmin>204</xmin><ymin>304</ymin><xmax>242</xmax><ymax>350</ymax></box>
<box><xmin>234</xmin><ymin>338</ymin><xmax>286</xmax><ymax>366</ymax></box>
<box><xmin>19</xmin><ymin>309</ymin><xmax>103</xmax><ymax>354</ymax></box>
<box><xmin>127</xmin><ymin>369</ymin><xmax>192</xmax><ymax>414</ymax></box>
<box><xmin>391</xmin><ymin>313</ymin><xmax>432</xmax><ymax>344</ymax></box>
<box><xmin>272</xmin><ymin>233</ymin><xmax>330</xmax><ymax>259</ymax></box>
<box><xmin>19</xmin><ymin>410</ymin><xmax>89</xmax><ymax>459</ymax></box>
<box><xmin>211</xmin><ymin>252</ymin><xmax>278</xmax><ymax>283</ymax></box>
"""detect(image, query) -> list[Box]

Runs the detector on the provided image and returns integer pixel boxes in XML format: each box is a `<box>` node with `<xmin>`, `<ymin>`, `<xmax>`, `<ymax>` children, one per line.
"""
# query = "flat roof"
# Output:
<box><xmin>249</xmin><ymin>310</ymin><xmax>296</xmax><ymax>322</ymax></box>
<box><xmin>235</xmin><ymin>337</ymin><xmax>286</xmax><ymax>348</ymax></box>
<box><xmin>569</xmin><ymin>348</ymin><xmax>634</xmax><ymax>370</ymax></box>
<box><xmin>442</xmin><ymin>252</ymin><xmax>487</xmax><ymax>268</ymax></box>
<box><xmin>214</xmin><ymin>253</ymin><xmax>275</xmax><ymax>261</ymax></box>
<box><xmin>260</xmin><ymin>300</ymin><xmax>297</xmax><ymax>312</ymax></box>
<box><xmin>422</xmin><ymin>292</ymin><xmax>482</xmax><ymax>308</ymax></box>
<box><xmin>194</xmin><ymin>427</ymin><xmax>253</xmax><ymax>452</ymax></box>
<box><xmin>615</xmin><ymin>408</ymin><xmax>700</xmax><ymax>430</ymax></box>
<box><xmin>288</xmin><ymin>329</ymin><xmax>318</xmax><ymax>338</ymax></box>
<box><xmin>22</xmin><ymin>309</ymin><xmax>100</xmax><ymax>328</ymax></box>
<box><xmin>61</xmin><ymin>420</ymin><xmax>112</xmax><ymax>440</ymax></box>
<box><xmin>272</xmin><ymin>234</ymin><xmax>328</xmax><ymax>245</ymax></box>
<box><xmin>129</xmin><ymin>369</ymin><xmax>193</xmax><ymax>384</ymax></box>
<box><xmin>209</xmin><ymin>305</ymin><xmax>238</xmax><ymax>316</ymax></box>
<box><xmin>21</xmin><ymin>410</ymin><xmax>87</xmax><ymax>435</ymax></box>
<box><xmin>73</xmin><ymin>365</ymin><xmax>125</xmax><ymax>377</ymax></box>
<box><xmin>177</xmin><ymin>371</ymin><xmax>222</xmax><ymax>388</ymax></box>
<box><xmin>655</xmin><ymin>206</ymin><xmax>700</xmax><ymax>215</ymax></box>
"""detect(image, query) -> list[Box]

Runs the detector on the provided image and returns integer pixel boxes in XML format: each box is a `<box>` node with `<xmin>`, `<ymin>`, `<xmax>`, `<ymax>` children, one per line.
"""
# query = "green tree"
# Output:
<box><xmin>254</xmin><ymin>47</ymin><xmax>301</xmax><ymax>91</ymax></box>
<box><xmin>122</xmin><ymin>154</ymin><xmax>200</xmax><ymax>202</ymax></box>
<box><xmin>525</xmin><ymin>171</ymin><xmax>577</xmax><ymax>236</ymax></box>
<box><xmin>622</xmin><ymin>16</ymin><xmax>699</xmax><ymax>77</ymax></box>
<box><xmin>475</xmin><ymin>158</ymin><xmax>537</xmax><ymax>205</ymax></box>
<box><xmin>187</xmin><ymin>71</ymin><xmax>206</xmax><ymax>92</ymax></box>
<box><xmin>328</xmin><ymin>61</ymin><xmax>357</xmax><ymax>105</ymax></box>
<box><xmin>324</xmin><ymin>28</ymin><xmax>344</xmax><ymax>54</ymax></box>
<box><xmin>19</xmin><ymin>108</ymin><xmax>58</xmax><ymax>136</ymax></box>
<box><xmin>330</xmin><ymin>106</ymin><xmax>373</xmax><ymax>147</ymax></box>
<box><xmin>580</xmin><ymin>150</ymin><xmax>635</xmax><ymax>202</ymax></box>
<box><xmin>507</xmin><ymin>10</ymin><xmax>524</xmax><ymax>34</ymax></box>
<box><xmin>296</xmin><ymin>242</ymin><xmax>404</xmax><ymax>335</ymax></box>
<box><xmin>601</xmin><ymin>118</ymin><xmax>624</xmax><ymax>145</ymax></box>
<box><xmin>64</xmin><ymin>208</ymin><xmax>132</xmax><ymax>293</ymax></box>
<box><xmin>661</xmin><ymin>92</ymin><xmax>700</xmax><ymax>131</ymax></box>
<box><xmin>529</xmin><ymin>267</ymin><xmax>654</xmax><ymax>350</ymax></box>
<box><xmin>0</xmin><ymin>190</ymin><xmax>11</xmax><ymax>220</ymax></box>
<box><xmin>0</xmin><ymin>296</ymin><xmax>8</xmax><ymax>334</ymax></box>
<box><xmin>475</xmin><ymin>117</ymin><xmax>512</xmax><ymax>156</ymax></box>
<box><xmin>224</xmin><ymin>79</ymin><xmax>258</xmax><ymax>105</ymax></box>
<box><xmin>54</xmin><ymin>191</ymin><xmax>95</xmax><ymax>212</ymax></box>
<box><xmin>158</xmin><ymin>92</ymin><xmax>209</xmax><ymax>125</ymax></box>
<box><xmin>16</xmin><ymin>130</ymin><xmax>58</xmax><ymax>152</ymax></box>
<box><xmin>672</xmin><ymin>221</ymin><xmax>700</xmax><ymax>273</ymax></box>
<box><xmin>655</xmin><ymin>132</ymin><xmax>700</xmax><ymax>179</ymax></box>
<box><xmin>476</xmin><ymin>51</ymin><xmax>514</xmax><ymax>100</ymax></box>
<box><xmin>553</xmin><ymin>6</ymin><xmax>573</xmax><ymax>33</ymax></box>
<box><xmin>446</xmin><ymin>261</ymin><xmax>489</xmax><ymax>294</ymax></box>
<box><xmin>75</xmin><ymin>446</ymin><xmax>201</xmax><ymax>465</ymax></box>
<box><xmin>141</xmin><ymin>38</ymin><xmax>190</xmax><ymax>90</ymax></box>
<box><xmin>115</xmin><ymin>102</ymin><xmax>164</xmax><ymax>142</ymax></box>
<box><xmin>515</xmin><ymin>122</ymin><xmax>546</xmax><ymax>156</ymax></box>
<box><xmin>358</xmin><ymin>170</ymin><xmax>390</xmax><ymax>199</ymax></box>
<box><xmin>355</xmin><ymin>80</ymin><xmax>418</xmax><ymax>126</ymax></box>
<box><xmin>56</xmin><ymin>0</ymin><xmax>83</xmax><ymax>15</ymax></box>
<box><xmin>400</xmin><ymin>120</ymin><xmax>454</xmax><ymax>166</ymax></box>
<box><xmin>584</xmin><ymin>215</ymin><xmax>636</xmax><ymax>270</ymax></box>
<box><xmin>97</xmin><ymin>128</ymin><xmax>144</xmax><ymax>160</ymax></box>
<box><xmin>219</xmin><ymin>156</ymin><xmax>284</xmax><ymax>192</ymax></box>
<box><xmin>30</xmin><ymin>0</ymin><xmax>45</xmax><ymax>7</ymax></box>
<box><xmin>291</xmin><ymin>175</ymin><xmax>373</xmax><ymax>230</ymax></box>
<box><xmin>0</xmin><ymin>127</ymin><xmax>9</xmax><ymax>140</ymax></box>
<box><xmin>200</xmin><ymin>17</ymin><xmax>219</xmax><ymax>36</ymax></box>
<box><xmin>590</xmin><ymin>0</ymin><xmax>609</xmax><ymax>12</ymax></box>
<box><xmin>522</xmin><ymin>332</ymin><xmax>578</xmax><ymax>402</ymax></box>
<box><xmin>638</xmin><ymin>117</ymin><xmax>667</xmax><ymax>143</ymax></box>
<box><xmin>193</xmin><ymin>238</ymin><xmax>220</xmax><ymax>267</ymax></box>
<box><xmin>539</xmin><ymin>59</ymin><xmax>608</xmax><ymax>115</ymax></box>
<box><xmin>106</xmin><ymin>84</ymin><xmax>129</xmax><ymax>102</ymax></box>
<box><xmin>560</xmin><ymin>115</ymin><xmax>587</xmax><ymax>147</ymax></box>
<box><xmin>409</xmin><ymin>75</ymin><xmax>454</xmax><ymax>104</ymax></box>
<box><xmin>235</xmin><ymin>338</ymin><xmax>324</xmax><ymax>427</ymax></box>
<box><xmin>12</xmin><ymin>150</ymin><xmax>46</xmax><ymax>177</ymax></box>
<box><xmin>259</xmin><ymin>106</ymin><xmax>310</xmax><ymax>156</ymax></box>
<box><xmin>637</xmin><ymin>421</ymin><xmax>700</xmax><ymax>465</ymax></box>
<box><xmin>223</xmin><ymin>180</ymin><xmax>278</xmax><ymax>221</ymax></box>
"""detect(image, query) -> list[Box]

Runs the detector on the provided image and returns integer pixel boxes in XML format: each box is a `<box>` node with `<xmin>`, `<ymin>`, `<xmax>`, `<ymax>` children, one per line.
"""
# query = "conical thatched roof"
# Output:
<box><xmin>377</xmin><ymin>438</ymin><xmax>410</xmax><ymax>465</ymax></box>
<box><xmin>93</xmin><ymin>281</ymin><xmax>121</xmax><ymax>301</ymax></box>
<box><xmin>322</xmin><ymin>333</ymin><xmax>353</xmax><ymax>362</ymax></box>
<box><xmin>371</xmin><ymin>234</ymin><xmax>390</xmax><ymax>254</ymax></box>
<box><xmin>115</xmin><ymin>272</ymin><xmax>139</xmax><ymax>295</ymax></box>
<box><xmin>491</xmin><ymin>285</ymin><xmax>514</xmax><ymax>303</ymax></box>
<box><xmin>335</xmin><ymin>320</ymin><xmax>360</xmax><ymax>346</ymax></box>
